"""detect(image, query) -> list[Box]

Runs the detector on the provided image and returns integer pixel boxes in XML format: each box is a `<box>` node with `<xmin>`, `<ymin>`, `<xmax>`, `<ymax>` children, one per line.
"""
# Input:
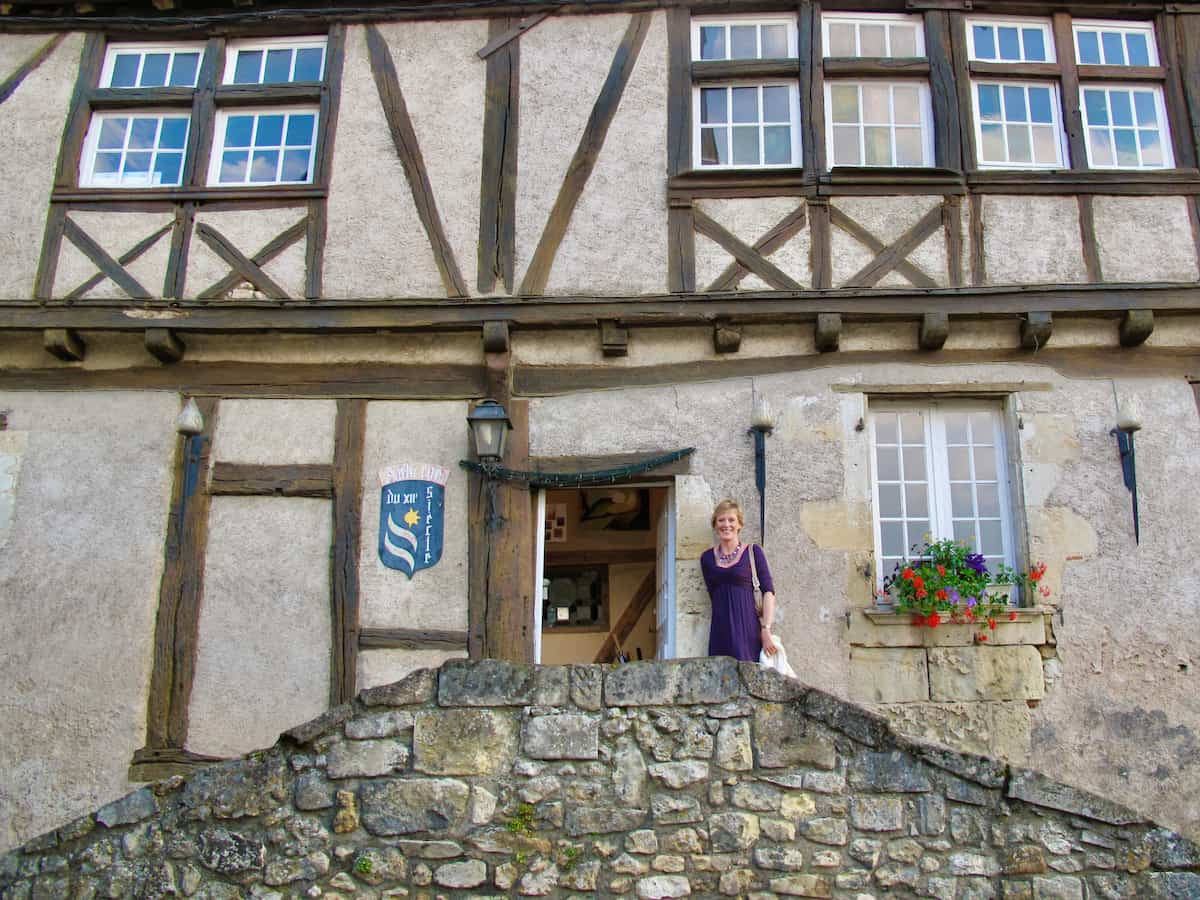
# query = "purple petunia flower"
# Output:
<box><xmin>966</xmin><ymin>595</ymin><xmax>977</xmax><ymax>607</ymax></box>
<box><xmin>947</xmin><ymin>588</ymin><xmax>961</xmax><ymax>604</ymax></box>
<box><xmin>966</xmin><ymin>553</ymin><xmax>988</xmax><ymax>574</ymax></box>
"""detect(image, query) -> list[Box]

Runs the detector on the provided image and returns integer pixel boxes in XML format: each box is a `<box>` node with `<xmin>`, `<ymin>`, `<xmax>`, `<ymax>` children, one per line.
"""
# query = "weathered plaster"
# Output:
<box><xmin>981</xmin><ymin>196</ymin><xmax>1087</xmax><ymax>286</ymax></box>
<box><xmin>838</xmin><ymin>322</ymin><xmax>920</xmax><ymax>352</ymax></box>
<box><xmin>693</xmin><ymin>198</ymin><xmax>810</xmax><ymax>291</ymax></box>
<box><xmin>512</xmin><ymin>325</ymin><xmax>811</xmax><ymax>368</ymax></box>
<box><xmin>183</xmin><ymin>332</ymin><xmax>483</xmax><ymax>366</ymax></box>
<box><xmin>53</xmin><ymin>211</ymin><xmax>175</xmax><ymax>301</ymax></box>
<box><xmin>357</xmin><ymin>401</ymin><xmax>470</xmax><ymax>633</ymax></box>
<box><xmin>213</xmin><ymin>399</ymin><xmax>336</xmax><ymax>465</ymax></box>
<box><xmin>357</xmin><ymin>647</ymin><xmax>467</xmax><ymax>690</ymax></box>
<box><xmin>1093</xmin><ymin>195</ymin><xmax>1199</xmax><ymax>284</ymax></box>
<box><xmin>189</xmin><ymin>497</ymin><xmax>333</xmax><ymax>758</ymax></box>
<box><xmin>943</xmin><ymin>319</ymin><xmax>1023</xmax><ymax>351</ymax></box>
<box><xmin>1045</xmin><ymin>317</ymin><xmax>1120</xmax><ymax>348</ymax></box>
<box><xmin>0</xmin><ymin>430</ymin><xmax>27</xmax><ymax>549</ymax></box>
<box><xmin>1146</xmin><ymin>314</ymin><xmax>1200</xmax><ymax>348</ymax></box>
<box><xmin>0</xmin><ymin>391</ymin><xmax>176</xmax><ymax>853</ymax></box>
<box><xmin>186</xmin><ymin>208</ymin><xmax>308</xmax><ymax>300</ymax></box>
<box><xmin>831</xmin><ymin>196</ymin><xmax>947</xmax><ymax>289</ymax></box>
<box><xmin>0</xmin><ymin>34</ymin><xmax>80</xmax><ymax>300</ymax></box>
<box><xmin>798</xmin><ymin>501</ymin><xmax>872</xmax><ymax>551</ymax></box>
<box><xmin>545</xmin><ymin>11</ymin><xmax>669</xmax><ymax>296</ymax></box>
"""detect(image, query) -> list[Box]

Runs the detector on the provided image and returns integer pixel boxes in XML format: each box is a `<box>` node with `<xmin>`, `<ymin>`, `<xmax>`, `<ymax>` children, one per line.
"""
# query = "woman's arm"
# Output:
<box><xmin>760</xmin><ymin>590</ymin><xmax>778</xmax><ymax>656</ymax></box>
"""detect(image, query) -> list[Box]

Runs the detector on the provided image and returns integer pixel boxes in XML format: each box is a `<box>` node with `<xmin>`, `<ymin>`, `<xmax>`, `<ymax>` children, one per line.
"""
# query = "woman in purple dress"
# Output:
<box><xmin>701</xmin><ymin>498</ymin><xmax>778</xmax><ymax>661</ymax></box>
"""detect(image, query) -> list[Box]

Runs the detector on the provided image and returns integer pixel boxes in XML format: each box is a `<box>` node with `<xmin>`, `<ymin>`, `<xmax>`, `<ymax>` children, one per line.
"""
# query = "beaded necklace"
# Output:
<box><xmin>716</xmin><ymin>542</ymin><xmax>742</xmax><ymax>564</ymax></box>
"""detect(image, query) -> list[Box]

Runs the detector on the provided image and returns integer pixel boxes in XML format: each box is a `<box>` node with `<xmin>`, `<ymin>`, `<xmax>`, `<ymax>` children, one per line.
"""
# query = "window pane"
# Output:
<box><xmin>828</xmin><ymin>23</ymin><xmax>856</xmax><ymax>56</ymax></box>
<box><xmin>1003</xmin><ymin>85</ymin><xmax>1028</xmax><ymax>122</ymax></box>
<box><xmin>876</xmin><ymin>446</ymin><xmax>900</xmax><ymax>481</ymax></box>
<box><xmin>225</xmin><ymin>115</ymin><xmax>254</xmax><ymax>147</ymax></box>
<box><xmin>974</xmin><ymin>446</ymin><xmax>997</xmax><ymax>480</ymax></box>
<box><xmin>881</xmin><ymin>521</ymin><xmax>905</xmax><ymax>556</ymax></box>
<box><xmin>1111</xmin><ymin>91</ymin><xmax>1133</xmax><ymax>127</ymax></box>
<box><xmin>141</xmin><ymin>53</ymin><xmax>169</xmax><ymax>87</ymax></box>
<box><xmin>94</xmin><ymin>152</ymin><xmax>121</xmax><ymax>175</ymax></box>
<box><xmin>264</xmin><ymin>48</ymin><xmax>293</xmax><ymax>83</ymax></box>
<box><xmin>700</xmin><ymin>127</ymin><xmax>725</xmax><ymax>165</ymax></box>
<box><xmin>860</xmin><ymin>24</ymin><xmax>886</xmax><ymax>57</ymax></box>
<box><xmin>281</xmin><ymin>148</ymin><xmax>311</xmax><ymax>182</ymax></box>
<box><xmin>830</xmin><ymin>84</ymin><xmax>859</xmax><ymax>123</ymax></box>
<box><xmin>731</xmin><ymin>87</ymin><xmax>758</xmax><ymax>123</ymax></box>
<box><xmin>980</xmin><ymin>123</ymin><xmax>1005</xmax><ymax>162</ymax></box>
<box><xmin>730</xmin><ymin>25</ymin><xmax>757</xmax><ymax>59</ymax></box>
<box><xmin>1084</xmin><ymin>90</ymin><xmax>1108</xmax><ymax>125</ymax></box>
<box><xmin>1089</xmin><ymin>129</ymin><xmax>1114</xmax><ymax>166</ymax></box>
<box><xmin>904</xmin><ymin>483</ymin><xmax>928</xmax><ymax>518</ymax></box>
<box><xmin>977</xmin><ymin>483</ymin><xmax>1000</xmax><ymax>517</ymax></box>
<box><xmin>864</xmin><ymin>126</ymin><xmax>891</xmax><ymax>165</ymax></box>
<box><xmin>875</xmin><ymin>414</ymin><xmax>898</xmax><ymax>444</ymax></box>
<box><xmin>1023</xmin><ymin>28</ymin><xmax>1047</xmax><ymax>62</ymax></box>
<box><xmin>878</xmin><ymin>484</ymin><xmax>902</xmax><ymax>517</ymax></box>
<box><xmin>1007</xmin><ymin>124</ymin><xmax>1032</xmax><ymax>163</ymax></box>
<box><xmin>894</xmin><ymin>85</ymin><xmax>920</xmax><ymax>124</ymax></box>
<box><xmin>1101</xmin><ymin>31</ymin><xmax>1125</xmax><ymax>65</ymax></box>
<box><xmin>953</xmin><ymin>520</ymin><xmax>977</xmax><ymax>547</ymax></box>
<box><xmin>945</xmin><ymin>414</ymin><xmax>969</xmax><ymax>444</ymax></box>
<box><xmin>998</xmin><ymin>27</ymin><xmax>1020</xmax><ymax>61</ymax></box>
<box><xmin>979</xmin><ymin>520</ymin><xmax>1003</xmax><ymax>555</ymax></box>
<box><xmin>948</xmin><ymin>446</ymin><xmax>971</xmax><ymax>480</ymax></box>
<box><xmin>700</xmin><ymin>26</ymin><xmax>725</xmax><ymax>60</ymax></box>
<box><xmin>1127</xmin><ymin>32</ymin><xmax>1150</xmax><ymax>67</ymax></box>
<box><xmin>294</xmin><ymin>47</ymin><xmax>324</xmax><ymax>81</ymax></box>
<box><xmin>763</xmin><ymin>126</ymin><xmax>791</xmax><ymax>164</ymax></box>
<box><xmin>863</xmin><ymin>84</ymin><xmax>889</xmax><ymax>122</ymax></box>
<box><xmin>169</xmin><ymin>52</ymin><xmax>200</xmax><ymax>87</ymax></box>
<box><xmin>98</xmin><ymin>117</ymin><xmax>127</xmax><ymax>149</ymax></box>
<box><xmin>286</xmin><ymin>114</ymin><xmax>316</xmax><ymax>146</ymax></box>
<box><xmin>250</xmin><ymin>149</ymin><xmax>279</xmax><ymax>182</ymax></box>
<box><xmin>1115</xmin><ymin>129</ymin><xmax>1138</xmax><ymax>166</ymax></box>
<box><xmin>891</xmin><ymin>26</ymin><xmax>917</xmax><ymax>58</ymax></box>
<box><xmin>1029</xmin><ymin>87</ymin><xmax>1053</xmax><ymax>123</ymax></box>
<box><xmin>233</xmin><ymin>50</ymin><xmax>262</xmax><ymax>84</ymax></box>
<box><xmin>1140</xmin><ymin>129</ymin><xmax>1163</xmax><ymax>166</ymax></box>
<box><xmin>1077</xmin><ymin>31</ymin><xmax>1101</xmax><ymax>65</ymax></box>
<box><xmin>905</xmin><ymin>522</ymin><xmax>929</xmax><ymax>552</ymax></box>
<box><xmin>255</xmin><ymin>114</ymin><xmax>285</xmax><ymax>146</ymax></box>
<box><xmin>153</xmin><ymin>152</ymin><xmax>183</xmax><ymax>185</ymax></box>
<box><xmin>901</xmin><ymin>446</ymin><xmax>926</xmax><ymax>480</ymax></box>
<box><xmin>700</xmin><ymin>88</ymin><xmax>727</xmax><ymax>124</ymax></box>
<box><xmin>977</xmin><ymin>84</ymin><xmax>1001</xmax><ymax>120</ymax></box>
<box><xmin>1032</xmin><ymin>125</ymin><xmax>1058</xmax><ymax>164</ymax></box>
<box><xmin>159</xmin><ymin>117</ymin><xmax>188</xmax><ymax>150</ymax></box>
<box><xmin>125</xmin><ymin>151</ymin><xmax>151</xmax><ymax>173</ymax></box>
<box><xmin>900</xmin><ymin>413</ymin><xmax>924</xmax><ymax>443</ymax></box>
<box><xmin>973</xmin><ymin>26</ymin><xmax>996</xmax><ymax>60</ymax></box>
<box><xmin>1134</xmin><ymin>91</ymin><xmax>1157</xmax><ymax>127</ymax></box>
<box><xmin>111</xmin><ymin>54</ymin><xmax>140</xmax><ymax>87</ymax></box>
<box><xmin>762</xmin><ymin>85</ymin><xmax>789</xmax><ymax>122</ymax></box>
<box><xmin>895</xmin><ymin>128</ymin><xmax>923</xmax><ymax>166</ymax></box>
<box><xmin>969</xmin><ymin>412</ymin><xmax>992</xmax><ymax>439</ymax></box>
<box><xmin>833</xmin><ymin>125</ymin><xmax>859</xmax><ymax>165</ymax></box>
<box><xmin>220</xmin><ymin>150</ymin><xmax>248</xmax><ymax>183</ymax></box>
<box><xmin>731</xmin><ymin>126</ymin><xmax>759</xmax><ymax>164</ymax></box>
<box><xmin>950</xmin><ymin>482</ymin><xmax>974</xmax><ymax>517</ymax></box>
<box><xmin>129</xmin><ymin>117</ymin><xmax>159</xmax><ymax>150</ymax></box>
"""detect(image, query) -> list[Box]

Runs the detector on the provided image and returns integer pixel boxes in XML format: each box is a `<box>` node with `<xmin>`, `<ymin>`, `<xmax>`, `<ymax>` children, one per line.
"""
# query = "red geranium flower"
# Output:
<box><xmin>913</xmin><ymin>576</ymin><xmax>925</xmax><ymax>590</ymax></box>
<box><xmin>901</xmin><ymin>567</ymin><xmax>915</xmax><ymax>581</ymax></box>
<box><xmin>977</xmin><ymin>633</ymin><xmax>988</xmax><ymax>642</ymax></box>
<box><xmin>1009</xmin><ymin>611</ymin><xmax>1018</xmax><ymax>621</ymax></box>
<box><xmin>927</xmin><ymin>612</ymin><xmax>941</xmax><ymax>628</ymax></box>
<box><xmin>935</xmin><ymin>589</ymin><xmax>948</xmax><ymax>601</ymax></box>
<box><xmin>937</xmin><ymin>565</ymin><xmax>946</xmax><ymax>576</ymax></box>
<box><xmin>915</xmin><ymin>588</ymin><xmax>928</xmax><ymax>599</ymax></box>
<box><xmin>1030</xmin><ymin>562</ymin><xmax>1046</xmax><ymax>582</ymax></box>
<box><xmin>988</xmin><ymin>618</ymin><xmax>997</xmax><ymax>629</ymax></box>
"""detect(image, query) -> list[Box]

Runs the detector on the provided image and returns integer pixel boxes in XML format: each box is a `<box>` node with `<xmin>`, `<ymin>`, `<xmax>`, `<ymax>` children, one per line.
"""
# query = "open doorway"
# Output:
<box><xmin>534</xmin><ymin>483</ymin><xmax>674</xmax><ymax>664</ymax></box>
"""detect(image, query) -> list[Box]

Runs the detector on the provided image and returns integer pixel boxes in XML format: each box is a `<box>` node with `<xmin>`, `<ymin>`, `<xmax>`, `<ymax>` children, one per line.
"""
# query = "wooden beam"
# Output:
<box><xmin>693</xmin><ymin>58</ymin><xmax>800</xmax><ymax>80</ymax></box>
<box><xmin>708</xmin><ymin>204</ymin><xmax>806</xmax><ymax>292</ymax></box>
<box><xmin>943</xmin><ymin>195</ymin><xmax>963</xmax><ymax>288</ymax></box>
<box><xmin>142</xmin><ymin>397</ymin><xmax>218</xmax><ymax>751</ymax></box>
<box><xmin>594</xmin><ymin>568</ymin><xmax>655</xmax><ymax>664</ymax></box>
<box><xmin>482</xmin><ymin>320</ymin><xmax>510</xmax><ymax>353</ymax></box>
<box><xmin>1021</xmin><ymin>312</ymin><xmax>1053</xmax><ymax>350</ymax></box>
<box><xmin>305</xmin><ymin>199</ymin><xmax>327</xmax><ymax>300</ymax></box>
<box><xmin>693</xmin><ymin>207</ymin><xmax>803</xmax><ymax>291</ymax></box>
<box><xmin>1176</xmin><ymin>14</ymin><xmax>1200</xmax><ymax>175</ymax></box>
<box><xmin>1077</xmin><ymin>194</ymin><xmax>1103</xmax><ymax>283</ymax></box>
<box><xmin>926</xmin><ymin>10</ymin><xmax>962</xmax><ymax>171</ymax></box>
<box><xmin>530</xmin><ymin>451</ymin><xmax>692</xmax><ymax>477</ymax></box>
<box><xmin>1053</xmin><ymin>12</ymin><xmax>1088</xmax><ymax>169</ymax></box>
<box><xmin>194</xmin><ymin>223</ymin><xmax>290</xmax><ymax>300</ymax></box>
<box><xmin>164</xmin><ymin>203</ymin><xmax>195</xmax><ymax>300</ymax></box>
<box><xmin>666</xmin><ymin>6</ymin><xmax>691</xmax><ymax>178</ymax></box>
<box><xmin>947</xmin><ymin>12</ymin><xmax>978</xmax><ymax>171</ymax></box>
<box><xmin>830</xmin><ymin>205</ymin><xmax>938</xmax><ymax>288</ymax></box>
<box><xmin>800</xmin><ymin>2</ymin><xmax>825</xmax><ymax>177</ymax></box>
<box><xmin>197</xmin><ymin>217</ymin><xmax>307</xmax><ymax>300</ymax></box>
<box><xmin>145</xmin><ymin>328</ymin><xmax>185</xmax><ymax>364</ymax></box>
<box><xmin>713</xmin><ymin>321</ymin><xmax>741</xmax><ymax>354</ymax></box>
<box><xmin>519</xmin><ymin>12</ymin><xmax>651</xmax><ymax>295</ymax></box>
<box><xmin>0</xmin><ymin>33</ymin><xmax>64</xmax><ymax>106</ymax></box>
<box><xmin>331</xmin><ymin>398</ymin><xmax>366</xmax><ymax>706</ymax></box>
<box><xmin>600</xmin><ymin>319</ymin><xmax>629</xmax><ymax>357</ymax></box>
<box><xmin>476</xmin><ymin>10</ymin><xmax>550</xmax><ymax>58</ymax></box>
<box><xmin>1119</xmin><ymin>309</ymin><xmax>1154</xmax><ymax>347</ymax></box>
<box><xmin>919</xmin><ymin>311</ymin><xmax>950</xmax><ymax>350</ymax></box>
<box><xmin>366</xmin><ymin>24</ymin><xmax>468</xmax><ymax>299</ymax></box>
<box><xmin>359</xmin><ymin>627</ymin><xmax>469</xmax><ymax>650</ymax></box>
<box><xmin>52</xmin><ymin>33</ymin><xmax>102</xmax><ymax>192</ymax></box>
<box><xmin>62</xmin><ymin>217</ymin><xmax>152</xmax><ymax>299</ymax></box>
<box><xmin>808</xmin><ymin>199</ymin><xmax>832</xmax><ymax>290</ymax></box>
<box><xmin>814</xmin><ymin>312</ymin><xmax>841</xmax><ymax>353</ymax></box>
<box><xmin>969</xmin><ymin>193</ymin><xmax>985</xmax><ymax>286</ymax></box>
<box><xmin>668</xmin><ymin>201</ymin><xmax>696</xmax><ymax>292</ymax></box>
<box><xmin>209</xmin><ymin>462</ymin><xmax>334</xmax><ymax>497</ymax></box>
<box><xmin>43</xmin><ymin>327</ymin><xmax>84</xmax><ymax>361</ymax></box>
<box><xmin>478</xmin><ymin>16</ymin><xmax>520</xmax><ymax>294</ymax></box>
<box><xmin>546</xmin><ymin>547</ymin><xmax>656</xmax><ymax>567</ymax></box>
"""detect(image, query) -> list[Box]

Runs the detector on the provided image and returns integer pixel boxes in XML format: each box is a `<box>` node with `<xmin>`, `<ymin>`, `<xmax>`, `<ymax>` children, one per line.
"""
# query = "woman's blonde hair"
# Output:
<box><xmin>711</xmin><ymin>498</ymin><xmax>744</xmax><ymax>529</ymax></box>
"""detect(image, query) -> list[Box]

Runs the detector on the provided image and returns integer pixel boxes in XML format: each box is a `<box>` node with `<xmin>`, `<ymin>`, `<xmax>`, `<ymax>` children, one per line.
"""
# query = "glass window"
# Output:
<box><xmin>100</xmin><ymin>43</ymin><xmax>204</xmax><ymax>89</ymax></box>
<box><xmin>695</xmin><ymin>83</ymin><xmax>801</xmax><ymax>168</ymax></box>
<box><xmin>80</xmin><ymin>112</ymin><xmax>190</xmax><ymax>187</ymax></box>
<box><xmin>692</xmin><ymin>16</ymin><xmax>798</xmax><ymax>61</ymax></box>
<box><xmin>825</xmin><ymin>81</ymin><xmax>933</xmax><ymax>167</ymax></box>
<box><xmin>223</xmin><ymin>38</ymin><xmax>328</xmax><ymax>84</ymax></box>
<box><xmin>870</xmin><ymin>403</ymin><xmax>1016</xmax><ymax>589</ymax></box>
<box><xmin>209</xmin><ymin>109</ymin><xmax>319</xmax><ymax>185</ymax></box>
<box><xmin>1080</xmin><ymin>85</ymin><xmax>1172</xmax><ymax>169</ymax></box>
<box><xmin>973</xmin><ymin>81</ymin><xmax>1066</xmax><ymax>168</ymax></box>
<box><xmin>1074</xmin><ymin>21</ymin><xmax>1158</xmax><ymax>67</ymax></box>
<box><xmin>967</xmin><ymin>19</ymin><xmax>1054</xmax><ymax>63</ymax></box>
<box><xmin>822</xmin><ymin>13</ymin><xmax>925</xmax><ymax>58</ymax></box>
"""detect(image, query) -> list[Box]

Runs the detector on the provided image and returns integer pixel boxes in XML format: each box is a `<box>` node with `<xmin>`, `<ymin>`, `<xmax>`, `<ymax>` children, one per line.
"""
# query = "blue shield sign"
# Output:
<box><xmin>378</xmin><ymin>464</ymin><xmax>449</xmax><ymax>577</ymax></box>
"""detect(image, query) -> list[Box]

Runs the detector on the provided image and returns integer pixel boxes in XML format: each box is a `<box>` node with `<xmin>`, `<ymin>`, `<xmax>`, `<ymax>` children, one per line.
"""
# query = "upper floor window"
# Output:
<box><xmin>823</xmin><ymin>13</ymin><xmax>923</xmax><ymax>59</ymax></box>
<box><xmin>693</xmin><ymin>17</ymin><xmax>796</xmax><ymax>61</ymax></box>
<box><xmin>968</xmin><ymin>19</ymin><xmax>1053</xmax><ymax>63</ymax></box>
<box><xmin>1073</xmin><ymin>20</ymin><xmax>1157</xmax><ymax>67</ymax></box>
<box><xmin>78</xmin><ymin>35</ymin><xmax>329</xmax><ymax>191</ymax></box>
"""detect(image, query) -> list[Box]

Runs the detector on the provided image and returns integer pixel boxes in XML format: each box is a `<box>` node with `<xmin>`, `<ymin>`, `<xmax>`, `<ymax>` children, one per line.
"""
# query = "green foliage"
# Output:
<box><xmin>506</xmin><ymin>803</ymin><xmax>536</xmax><ymax>835</ymax></box>
<box><xmin>514</xmin><ymin>851</ymin><xmax>528</xmax><ymax>866</ymax></box>
<box><xmin>560</xmin><ymin>845</ymin><xmax>581</xmax><ymax>871</ymax></box>
<box><xmin>354</xmin><ymin>856</ymin><xmax>374</xmax><ymax>875</ymax></box>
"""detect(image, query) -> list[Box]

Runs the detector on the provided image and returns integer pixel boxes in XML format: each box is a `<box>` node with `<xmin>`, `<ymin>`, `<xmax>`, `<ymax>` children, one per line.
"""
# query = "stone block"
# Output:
<box><xmin>360</xmin><ymin>667</ymin><xmax>436</xmax><ymax>707</ymax></box>
<box><xmin>614</xmin><ymin>736</ymin><xmax>649</xmax><ymax>806</ymax></box>
<box><xmin>648</xmin><ymin>761</ymin><xmax>709</xmax><ymax>789</ymax></box>
<box><xmin>326</xmin><ymin>739</ymin><xmax>409</xmax><ymax>779</ymax></box>
<box><xmin>847</xmin><ymin>614</ymin><xmax>1044</xmax><ymax>648</ymax></box>
<box><xmin>1007</xmin><ymin>770</ymin><xmax>1143</xmax><ymax>825</ymax></box>
<box><xmin>413</xmin><ymin>709</ymin><xmax>517</xmax><ymax>775</ymax></box>
<box><xmin>359</xmin><ymin>778</ymin><xmax>470</xmax><ymax>836</ymax></box>
<box><xmin>848</xmin><ymin>751</ymin><xmax>932</xmax><ymax>792</ymax></box>
<box><xmin>928</xmin><ymin>646</ymin><xmax>1045</xmax><ymax>702</ymax></box>
<box><xmin>769</xmin><ymin>874</ymin><xmax>833</xmax><ymax>897</ymax></box>
<box><xmin>754</xmin><ymin>703</ymin><xmax>837</xmax><ymax>769</ymax></box>
<box><xmin>522</xmin><ymin>714</ymin><xmax>599</xmax><ymax>759</ymax></box>
<box><xmin>637</xmin><ymin>875</ymin><xmax>692</xmax><ymax>898</ymax></box>
<box><xmin>1139</xmin><ymin>872</ymin><xmax>1200</xmax><ymax>899</ymax></box>
<box><xmin>652</xmin><ymin>794</ymin><xmax>703</xmax><ymax>825</ymax></box>
<box><xmin>850</xmin><ymin>796</ymin><xmax>904</xmax><ymax>832</ymax></box>
<box><xmin>1030</xmin><ymin>875</ymin><xmax>1083</xmax><ymax>900</ymax></box>
<box><xmin>197</xmin><ymin>828</ymin><xmax>265</xmax><ymax>875</ymax></box>
<box><xmin>754</xmin><ymin>847</ymin><xmax>805</xmax><ymax>871</ymax></box>
<box><xmin>437</xmin><ymin>659</ymin><xmax>567</xmax><ymax>706</ymax></box>
<box><xmin>800</xmin><ymin>817</ymin><xmax>848</xmax><ymax>846</ymax></box>
<box><xmin>570</xmin><ymin>665</ymin><xmax>604</xmax><ymax>710</ymax></box>
<box><xmin>605</xmin><ymin>658</ymin><xmax>740</xmax><ymax>706</ymax></box>
<box><xmin>565</xmin><ymin>806</ymin><xmax>647</xmax><ymax>836</ymax></box>
<box><xmin>293</xmin><ymin>772</ymin><xmax>334</xmax><ymax>810</ymax></box>
<box><xmin>715</xmin><ymin>720</ymin><xmax>753</xmax><ymax>771</ymax></box>
<box><xmin>803</xmin><ymin>690</ymin><xmax>891</xmax><ymax>748</ymax></box>
<box><xmin>351</xmin><ymin>847</ymin><xmax>406</xmax><ymax>886</ymax></box>
<box><xmin>948</xmin><ymin>853</ymin><xmax>1002</xmax><ymax>877</ymax></box>
<box><xmin>709</xmin><ymin>813</ymin><xmax>760</xmax><ymax>852</ymax></box>
<box><xmin>282</xmin><ymin>704</ymin><xmax>354</xmax><ymax>745</ymax></box>
<box><xmin>346</xmin><ymin>710</ymin><xmax>413</xmax><ymax>740</ymax></box>
<box><xmin>1147</xmin><ymin>828</ymin><xmax>1200</xmax><ymax>868</ymax></box>
<box><xmin>739</xmin><ymin>662</ymin><xmax>807</xmax><ymax>702</ymax></box>
<box><xmin>434</xmin><ymin>859</ymin><xmax>487</xmax><ymax>889</ymax></box>
<box><xmin>731</xmin><ymin>782</ymin><xmax>781</xmax><ymax>812</ymax></box>
<box><xmin>849</xmin><ymin>648</ymin><xmax>929</xmax><ymax>703</ymax></box>
<box><xmin>95</xmin><ymin>789</ymin><xmax>157</xmax><ymax>828</ymax></box>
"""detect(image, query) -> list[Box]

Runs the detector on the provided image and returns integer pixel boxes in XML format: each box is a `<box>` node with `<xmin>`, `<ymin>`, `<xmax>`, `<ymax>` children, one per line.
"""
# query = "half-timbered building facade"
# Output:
<box><xmin>1</xmin><ymin>0</ymin><xmax>1199</xmax><ymax>852</ymax></box>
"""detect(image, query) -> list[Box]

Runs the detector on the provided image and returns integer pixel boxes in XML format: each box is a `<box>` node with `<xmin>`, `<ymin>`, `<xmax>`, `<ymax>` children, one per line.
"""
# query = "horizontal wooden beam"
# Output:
<box><xmin>545</xmin><ymin>547</ymin><xmax>657</xmax><ymax>566</ymax></box>
<box><xmin>209</xmin><ymin>462</ymin><xmax>334</xmax><ymax>497</ymax></box>
<box><xmin>358</xmin><ymin>627</ymin><xmax>469</xmax><ymax>650</ymax></box>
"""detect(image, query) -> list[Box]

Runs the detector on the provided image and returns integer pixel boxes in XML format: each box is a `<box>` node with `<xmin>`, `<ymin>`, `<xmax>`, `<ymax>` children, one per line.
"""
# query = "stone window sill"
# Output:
<box><xmin>849</xmin><ymin>606</ymin><xmax>1050</xmax><ymax>649</ymax></box>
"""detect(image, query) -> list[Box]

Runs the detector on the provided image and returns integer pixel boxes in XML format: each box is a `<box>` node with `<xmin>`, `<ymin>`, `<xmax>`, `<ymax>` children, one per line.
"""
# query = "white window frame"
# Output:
<box><xmin>207</xmin><ymin>106</ymin><xmax>321</xmax><ymax>186</ymax></box>
<box><xmin>824</xmin><ymin>79</ymin><xmax>935</xmax><ymax>168</ymax></box>
<box><xmin>693</xmin><ymin>81</ymin><xmax>802</xmax><ymax>169</ymax></box>
<box><xmin>868</xmin><ymin>401</ymin><xmax>1018</xmax><ymax>596</ymax></box>
<box><xmin>1073</xmin><ymin>19</ymin><xmax>1159</xmax><ymax>67</ymax></box>
<box><xmin>99</xmin><ymin>41</ymin><xmax>205</xmax><ymax>89</ymax></box>
<box><xmin>691</xmin><ymin>15</ymin><xmax>799</xmax><ymax>61</ymax></box>
<box><xmin>1079</xmin><ymin>83</ymin><xmax>1174</xmax><ymax>169</ymax></box>
<box><xmin>222</xmin><ymin>36</ymin><xmax>329</xmax><ymax>85</ymax></box>
<box><xmin>79</xmin><ymin>110</ymin><xmax>191</xmax><ymax>188</ymax></box>
<box><xmin>965</xmin><ymin>16</ymin><xmax>1055</xmax><ymax>63</ymax></box>
<box><xmin>971</xmin><ymin>80</ymin><xmax>1069</xmax><ymax>169</ymax></box>
<box><xmin>821</xmin><ymin>12</ymin><xmax>925</xmax><ymax>58</ymax></box>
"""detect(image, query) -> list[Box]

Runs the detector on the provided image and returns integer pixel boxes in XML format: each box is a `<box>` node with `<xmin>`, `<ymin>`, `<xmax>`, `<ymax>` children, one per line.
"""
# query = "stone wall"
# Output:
<box><xmin>3</xmin><ymin>658</ymin><xmax>1197</xmax><ymax>899</ymax></box>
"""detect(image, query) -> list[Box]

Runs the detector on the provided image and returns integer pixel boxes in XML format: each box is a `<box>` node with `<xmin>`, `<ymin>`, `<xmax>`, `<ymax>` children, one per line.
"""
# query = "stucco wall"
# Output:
<box><xmin>0</xmin><ymin>390</ymin><xmax>177</xmax><ymax>853</ymax></box>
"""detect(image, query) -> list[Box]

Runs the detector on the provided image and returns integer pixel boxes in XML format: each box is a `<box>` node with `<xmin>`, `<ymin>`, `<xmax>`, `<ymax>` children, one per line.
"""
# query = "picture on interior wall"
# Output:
<box><xmin>543</xmin><ymin>565</ymin><xmax>610</xmax><ymax>630</ymax></box>
<box><xmin>580</xmin><ymin>487</ymin><xmax>651</xmax><ymax>531</ymax></box>
<box><xmin>544</xmin><ymin>502</ymin><xmax>568</xmax><ymax>543</ymax></box>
